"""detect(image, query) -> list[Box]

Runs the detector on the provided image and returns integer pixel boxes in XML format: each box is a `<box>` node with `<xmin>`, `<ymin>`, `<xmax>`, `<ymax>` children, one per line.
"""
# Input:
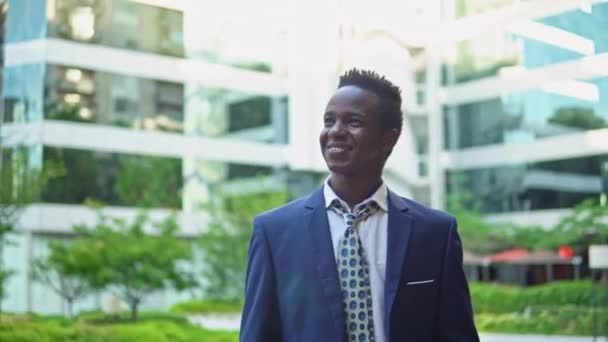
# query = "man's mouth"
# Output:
<box><xmin>326</xmin><ymin>144</ymin><xmax>351</xmax><ymax>153</ymax></box>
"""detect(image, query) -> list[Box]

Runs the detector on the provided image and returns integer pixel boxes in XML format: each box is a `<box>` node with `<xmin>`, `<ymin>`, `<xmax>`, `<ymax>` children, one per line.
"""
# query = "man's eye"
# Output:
<box><xmin>324</xmin><ymin>118</ymin><xmax>334</xmax><ymax>126</ymax></box>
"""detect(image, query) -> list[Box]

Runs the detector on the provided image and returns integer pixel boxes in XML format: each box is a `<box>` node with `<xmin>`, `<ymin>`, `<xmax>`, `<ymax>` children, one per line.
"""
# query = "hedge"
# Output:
<box><xmin>0</xmin><ymin>316</ymin><xmax>238</xmax><ymax>342</ymax></box>
<box><xmin>476</xmin><ymin>306</ymin><xmax>607</xmax><ymax>336</ymax></box>
<box><xmin>470</xmin><ymin>280</ymin><xmax>603</xmax><ymax>314</ymax></box>
<box><xmin>171</xmin><ymin>299</ymin><xmax>243</xmax><ymax>314</ymax></box>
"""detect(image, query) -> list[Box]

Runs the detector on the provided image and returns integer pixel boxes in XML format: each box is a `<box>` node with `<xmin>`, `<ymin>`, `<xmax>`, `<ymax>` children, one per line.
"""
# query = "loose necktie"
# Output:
<box><xmin>330</xmin><ymin>199</ymin><xmax>381</xmax><ymax>342</ymax></box>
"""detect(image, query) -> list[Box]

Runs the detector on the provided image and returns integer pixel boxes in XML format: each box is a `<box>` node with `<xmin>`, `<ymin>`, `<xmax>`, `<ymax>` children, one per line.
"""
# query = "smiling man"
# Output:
<box><xmin>239</xmin><ymin>69</ymin><xmax>479</xmax><ymax>342</ymax></box>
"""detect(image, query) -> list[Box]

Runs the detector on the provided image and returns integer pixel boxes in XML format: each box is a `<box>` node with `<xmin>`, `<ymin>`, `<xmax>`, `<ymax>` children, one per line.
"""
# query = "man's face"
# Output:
<box><xmin>320</xmin><ymin>86</ymin><xmax>395</xmax><ymax>177</ymax></box>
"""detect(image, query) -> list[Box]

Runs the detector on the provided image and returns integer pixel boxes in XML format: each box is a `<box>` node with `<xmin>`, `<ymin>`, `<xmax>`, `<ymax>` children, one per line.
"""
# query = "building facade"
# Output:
<box><xmin>0</xmin><ymin>0</ymin><xmax>426</xmax><ymax>314</ymax></box>
<box><xmin>1</xmin><ymin>0</ymin><xmax>608</xmax><ymax>314</ymax></box>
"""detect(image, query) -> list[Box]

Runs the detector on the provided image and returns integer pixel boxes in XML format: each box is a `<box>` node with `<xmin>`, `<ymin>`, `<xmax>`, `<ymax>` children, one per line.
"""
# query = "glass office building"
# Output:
<box><xmin>441</xmin><ymin>0</ymin><xmax>608</xmax><ymax>221</ymax></box>
<box><xmin>0</xmin><ymin>0</ymin><xmax>426</xmax><ymax>314</ymax></box>
<box><xmin>2</xmin><ymin>0</ymin><xmax>608</xmax><ymax>314</ymax></box>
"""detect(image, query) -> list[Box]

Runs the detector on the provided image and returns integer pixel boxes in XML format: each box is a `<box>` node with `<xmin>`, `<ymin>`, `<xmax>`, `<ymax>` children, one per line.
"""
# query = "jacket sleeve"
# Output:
<box><xmin>437</xmin><ymin>218</ymin><xmax>480</xmax><ymax>342</ymax></box>
<box><xmin>239</xmin><ymin>216</ymin><xmax>282</xmax><ymax>342</ymax></box>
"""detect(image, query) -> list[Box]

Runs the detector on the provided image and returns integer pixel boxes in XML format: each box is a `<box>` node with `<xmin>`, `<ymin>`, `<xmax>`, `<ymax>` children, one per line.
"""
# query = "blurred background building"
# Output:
<box><xmin>1</xmin><ymin>0</ymin><xmax>608</xmax><ymax>314</ymax></box>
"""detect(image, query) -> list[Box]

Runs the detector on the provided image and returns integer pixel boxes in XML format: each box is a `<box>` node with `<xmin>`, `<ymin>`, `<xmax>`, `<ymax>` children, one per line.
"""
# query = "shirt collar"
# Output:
<box><xmin>323</xmin><ymin>177</ymin><xmax>388</xmax><ymax>212</ymax></box>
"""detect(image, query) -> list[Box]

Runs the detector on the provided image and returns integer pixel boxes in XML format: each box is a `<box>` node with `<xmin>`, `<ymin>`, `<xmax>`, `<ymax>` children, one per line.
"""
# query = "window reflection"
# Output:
<box><xmin>444</xmin><ymin>77</ymin><xmax>608</xmax><ymax>150</ymax></box>
<box><xmin>444</xmin><ymin>3</ymin><xmax>608</xmax><ymax>84</ymax></box>
<box><xmin>69</xmin><ymin>6</ymin><xmax>96</xmax><ymax>41</ymax></box>
<box><xmin>43</xmin><ymin>65</ymin><xmax>289</xmax><ymax>142</ymax></box>
<box><xmin>49</xmin><ymin>0</ymin><xmax>185</xmax><ymax>57</ymax></box>
<box><xmin>3</xmin><ymin>64</ymin><xmax>45</xmax><ymax>122</ymax></box>
<box><xmin>42</xmin><ymin>147</ymin><xmax>183</xmax><ymax>208</ymax></box>
<box><xmin>446</xmin><ymin>155</ymin><xmax>608</xmax><ymax>213</ymax></box>
<box><xmin>5</xmin><ymin>0</ymin><xmax>46</xmax><ymax>42</ymax></box>
<box><xmin>184</xmin><ymin>86</ymin><xmax>288</xmax><ymax>143</ymax></box>
<box><xmin>45</xmin><ymin>65</ymin><xmax>184</xmax><ymax>132</ymax></box>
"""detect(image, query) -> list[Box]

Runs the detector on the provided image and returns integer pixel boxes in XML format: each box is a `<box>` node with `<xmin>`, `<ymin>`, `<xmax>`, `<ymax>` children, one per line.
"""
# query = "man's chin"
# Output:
<box><xmin>326</xmin><ymin>162</ymin><xmax>355</xmax><ymax>176</ymax></box>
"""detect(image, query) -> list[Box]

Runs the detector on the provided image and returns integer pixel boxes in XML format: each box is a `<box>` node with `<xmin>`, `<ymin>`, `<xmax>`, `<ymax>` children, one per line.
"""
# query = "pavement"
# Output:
<box><xmin>188</xmin><ymin>314</ymin><xmax>605</xmax><ymax>342</ymax></box>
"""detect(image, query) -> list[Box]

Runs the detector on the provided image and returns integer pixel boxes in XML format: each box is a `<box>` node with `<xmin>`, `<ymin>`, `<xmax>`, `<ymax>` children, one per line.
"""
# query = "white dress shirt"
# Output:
<box><xmin>324</xmin><ymin>181</ymin><xmax>388</xmax><ymax>342</ymax></box>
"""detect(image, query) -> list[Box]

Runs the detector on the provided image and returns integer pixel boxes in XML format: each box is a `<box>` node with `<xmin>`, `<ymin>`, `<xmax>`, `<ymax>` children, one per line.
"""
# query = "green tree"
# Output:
<box><xmin>535</xmin><ymin>199</ymin><xmax>608</xmax><ymax>252</ymax></box>
<box><xmin>449</xmin><ymin>185</ymin><xmax>608</xmax><ymax>254</ymax></box>
<box><xmin>199</xmin><ymin>190</ymin><xmax>288</xmax><ymax>300</ymax></box>
<box><xmin>447</xmin><ymin>190</ymin><xmax>512</xmax><ymax>254</ymax></box>
<box><xmin>30</xmin><ymin>241</ymin><xmax>94</xmax><ymax>319</ymax></box>
<box><xmin>71</xmin><ymin>213</ymin><xmax>196</xmax><ymax>321</ymax></box>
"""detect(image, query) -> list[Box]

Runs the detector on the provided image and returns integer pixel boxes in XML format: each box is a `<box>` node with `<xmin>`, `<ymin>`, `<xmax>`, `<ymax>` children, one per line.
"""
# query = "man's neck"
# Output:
<box><xmin>328</xmin><ymin>173</ymin><xmax>383</xmax><ymax>209</ymax></box>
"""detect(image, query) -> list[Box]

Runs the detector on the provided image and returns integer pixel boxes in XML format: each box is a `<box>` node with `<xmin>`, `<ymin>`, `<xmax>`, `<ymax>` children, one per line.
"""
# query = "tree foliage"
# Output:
<box><xmin>199</xmin><ymin>190</ymin><xmax>288</xmax><ymax>300</ymax></box>
<box><xmin>452</xmin><ymin>192</ymin><xmax>608</xmax><ymax>255</ymax></box>
<box><xmin>68</xmin><ymin>213</ymin><xmax>196</xmax><ymax>321</ymax></box>
<box><xmin>30</xmin><ymin>242</ymin><xmax>94</xmax><ymax>319</ymax></box>
<box><xmin>537</xmin><ymin>199</ymin><xmax>608</xmax><ymax>252</ymax></box>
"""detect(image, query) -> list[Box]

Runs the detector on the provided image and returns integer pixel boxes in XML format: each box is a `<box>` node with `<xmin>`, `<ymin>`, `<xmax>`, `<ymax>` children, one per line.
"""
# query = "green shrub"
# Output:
<box><xmin>76</xmin><ymin>310</ymin><xmax>188</xmax><ymax>324</ymax></box>
<box><xmin>171</xmin><ymin>298</ymin><xmax>243</xmax><ymax>314</ymax></box>
<box><xmin>0</xmin><ymin>318</ymin><xmax>239</xmax><ymax>342</ymax></box>
<box><xmin>470</xmin><ymin>280</ymin><xmax>603</xmax><ymax>314</ymax></box>
<box><xmin>0</xmin><ymin>320</ymin><xmax>70</xmax><ymax>342</ymax></box>
<box><xmin>476</xmin><ymin>306</ymin><xmax>606</xmax><ymax>336</ymax></box>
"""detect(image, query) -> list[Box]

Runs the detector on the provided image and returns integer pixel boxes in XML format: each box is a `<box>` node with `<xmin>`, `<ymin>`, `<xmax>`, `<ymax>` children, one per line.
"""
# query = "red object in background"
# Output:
<box><xmin>558</xmin><ymin>246</ymin><xmax>575</xmax><ymax>259</ymax></box>
<box><xmin>488</xmin><ymin>248</ymin><xmax>529</xmax><ymax>262</ymax></box>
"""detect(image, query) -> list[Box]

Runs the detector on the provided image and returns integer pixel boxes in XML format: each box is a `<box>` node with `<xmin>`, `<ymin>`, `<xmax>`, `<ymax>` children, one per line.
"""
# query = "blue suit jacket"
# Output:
<box><xmin>240</xmin><ymin>187</ymin><xmax>479</xmax><ymax>342</ymax></box>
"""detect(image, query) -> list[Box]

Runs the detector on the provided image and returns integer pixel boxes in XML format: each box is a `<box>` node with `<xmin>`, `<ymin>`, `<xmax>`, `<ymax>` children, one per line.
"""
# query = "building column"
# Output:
<box><xmin>286</xmin><ymin>0</ymin><xmax>340</xmax><ymax>172</ymax></box>
<box><xmin>426</xmin><ymin>40</ymin><xmax>445</xmax><ymax>210</ymax></box>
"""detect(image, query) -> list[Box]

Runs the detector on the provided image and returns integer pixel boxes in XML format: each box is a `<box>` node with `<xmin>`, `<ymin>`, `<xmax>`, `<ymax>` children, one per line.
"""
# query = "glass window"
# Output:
<box><xmin>3</xmin><ymin>64</ymin><xmax>45</xmax><ymax>122</ymax></box>
<box><xmin>444</xmin><ymin>4</ymin><xmax>608</xmax><ymax>84</ymax></box>
<box><xmin>42</xmin><ymin>147</ymin><xmax>182</xmax><ymax>208</ymax></box>
<box><xmin>182</xmin><ymin>159</ymin><xmax>323</xmax><ymax>211</ymax></box>
<box><xmin>444</xmin><ymin>76</ymin><xmax>608</xmax><ymax>150</ymax></box>
<box><xmin>44</xmin><ymin>65</ymin><xmax>184</xmax><ymax>133</ymax></box>
<box><xmin>47</xmin><ymin>0</ymin><xmax>185</xmax><ymax>57</ymax></box>
<box><xmin>6</xmin><ymin>0</ymin><xmax>46</xmax><ymax>42</ymax></box>
<box><xmin>44</xmin><ymin>65</ymin><xmax>288</xmax><ymax>141</ymax></box>
<box><xmin>446</xmin><ymin>154</ymin><xmax>608</xmax><ymax>213</ymax></box>
<box><xmin>184</xmin><ymin>86</ymin><xmax>289</xmax><ymax>143</ymax></box>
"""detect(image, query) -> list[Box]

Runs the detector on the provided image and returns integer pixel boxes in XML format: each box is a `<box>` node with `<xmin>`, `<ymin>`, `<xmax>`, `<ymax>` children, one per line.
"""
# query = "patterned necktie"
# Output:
<box><xmin>330</xmin><ymin>199</ymin><xmax>381</xmax><ymax>342</ymax></box>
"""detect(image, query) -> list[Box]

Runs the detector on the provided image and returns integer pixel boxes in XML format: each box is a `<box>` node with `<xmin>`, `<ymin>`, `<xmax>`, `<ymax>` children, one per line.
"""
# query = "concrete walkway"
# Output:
<box><xmin>188</xmin><ymin>314</ymin><xmax>603</xmax><ymax>342</ymax></box>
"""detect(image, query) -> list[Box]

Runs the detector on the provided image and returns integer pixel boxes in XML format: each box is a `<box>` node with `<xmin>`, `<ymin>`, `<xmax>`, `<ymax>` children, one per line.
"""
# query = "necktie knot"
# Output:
<box><xmin>330</xmin><ymin>199</ymin><xmax>381</xmax><ymax>229</ymax></box>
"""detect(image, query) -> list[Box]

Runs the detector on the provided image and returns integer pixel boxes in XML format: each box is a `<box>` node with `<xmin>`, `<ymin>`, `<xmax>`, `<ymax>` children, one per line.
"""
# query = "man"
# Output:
<box><xmin>240</xmin><ymin>69</ymin><xmax>479</xmax><ymax>341</ymax></box>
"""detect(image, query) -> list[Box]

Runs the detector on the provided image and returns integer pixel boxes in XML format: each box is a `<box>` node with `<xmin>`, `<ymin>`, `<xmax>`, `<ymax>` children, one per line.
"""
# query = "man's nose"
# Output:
<box><xmin>327</xmin><ymin>120</ymin><xmax>347</xmax><ymax>138</ymax></box>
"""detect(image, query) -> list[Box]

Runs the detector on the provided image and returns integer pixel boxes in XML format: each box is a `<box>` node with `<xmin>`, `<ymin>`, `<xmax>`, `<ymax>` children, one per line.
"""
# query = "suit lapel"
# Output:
<box><xmin>384</xmin><ymin>190</ymin><xmax>413</xmax><ymax>334</ymax></box>
<box><xmin>304</xmin><ymin>187</ymin><xmax>346</xmax><ymax>342</ymax></box>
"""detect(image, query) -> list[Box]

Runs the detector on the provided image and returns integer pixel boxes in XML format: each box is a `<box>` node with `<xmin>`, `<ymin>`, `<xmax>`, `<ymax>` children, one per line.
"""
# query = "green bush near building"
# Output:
<box><xmin>470</xmin><ymin>280</ymin><xmax>600</xmax><ymax>314</ymax></box>
<box><xmin>170</xmin><ymin>298</ymin><xmax>243</xmax><ymax>315</ymax></box>
<box><xmin>0</xmin><ymin>313</ymin><xmax>238</xmax><ymax>342</ymax></box>
<box><xmin>475</xmin><ymin>306</ymin><xmax>606</xmax><ymax>336</ymax></box>
<box><xmin>471</xmin><ymin>280</ymin><xmax>606</xmax><ymax>336</ymax></box>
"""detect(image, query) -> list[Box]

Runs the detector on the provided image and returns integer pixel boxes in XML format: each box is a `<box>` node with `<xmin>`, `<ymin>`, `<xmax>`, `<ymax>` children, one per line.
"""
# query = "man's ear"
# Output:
<box><xmin>382</xmin><ymin>128</ymin><xmax>400</xmax><ymax>158</ymax></box>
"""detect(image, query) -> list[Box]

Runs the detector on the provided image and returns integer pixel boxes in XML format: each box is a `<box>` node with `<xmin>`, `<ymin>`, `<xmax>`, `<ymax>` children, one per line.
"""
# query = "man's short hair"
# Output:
<box><xmin>338</xmin><ymin>68</ymin><xmax>403</xmax><ymax>135</ymax></box>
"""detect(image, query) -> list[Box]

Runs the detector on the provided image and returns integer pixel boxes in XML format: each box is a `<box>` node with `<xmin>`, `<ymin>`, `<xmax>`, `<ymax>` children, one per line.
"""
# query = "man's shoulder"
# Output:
<box><xmin>254</xmin><ymin>191</ymin><xmax>317</xmax><ymax>226</ymax></box>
